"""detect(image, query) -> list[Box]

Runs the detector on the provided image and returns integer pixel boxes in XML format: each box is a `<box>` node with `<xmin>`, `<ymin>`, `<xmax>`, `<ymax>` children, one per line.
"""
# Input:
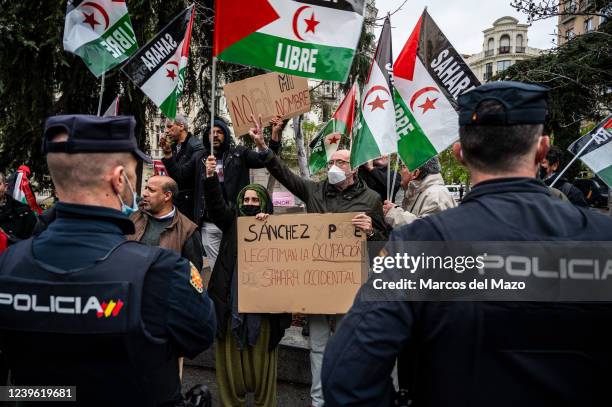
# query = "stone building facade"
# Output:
<box><xmin>464</xmin><ymin>17</ymin><xmax>542</xmax><ymax>83</ymax></box>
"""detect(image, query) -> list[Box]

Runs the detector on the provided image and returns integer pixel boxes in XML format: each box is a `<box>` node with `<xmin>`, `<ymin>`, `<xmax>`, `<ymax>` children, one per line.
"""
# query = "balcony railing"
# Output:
<box><xmin>579</xmin><ymin>0</ymin><xmax>593</xmax><ymax>12</ymax></box>
<box><xmin>516</xmin><ymin>46</ymin><xmax>526</xmax><ymax>53</ymax></box>
<box><xmin>498</xmin><ymin>46</ymin><xmax>511</xmax><ymax>54</ymax></box>
<box><xmin>484</xmin><ymin>49</ymin><xmax>494</xmax><ymax>57</ymax></box>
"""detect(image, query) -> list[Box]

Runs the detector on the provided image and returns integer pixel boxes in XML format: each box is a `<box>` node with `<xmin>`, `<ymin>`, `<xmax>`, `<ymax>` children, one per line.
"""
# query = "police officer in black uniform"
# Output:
<box><xmin>0</xmin><ymin>115</ymin><xmax>216</xmax><ymax>406</ymax></box>
<box><xmin>321</xmin><ymin>82</ymin><xmax>612</xmax><ymax>406</ymax></box>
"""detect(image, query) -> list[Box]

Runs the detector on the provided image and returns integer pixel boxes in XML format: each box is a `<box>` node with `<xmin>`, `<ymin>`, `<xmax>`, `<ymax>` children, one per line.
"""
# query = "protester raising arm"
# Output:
<box><xmin>160</xmin><ymin>135</ymin><xmax>200</xmax><ymax>186</ymax></box>
<box><xmin>242</xmin><ymin>116</ymin><xmax>285</xmax><ymax>169</ymax></box>
<box><xmin>248</xmin><ymin>114</ymin><xmax>317</xmax><ymax>203</ymax></box>
<box><xmin>202</xmin><ymin>155</ymin><xmax>236</xmax><ymax>233</ymax></box>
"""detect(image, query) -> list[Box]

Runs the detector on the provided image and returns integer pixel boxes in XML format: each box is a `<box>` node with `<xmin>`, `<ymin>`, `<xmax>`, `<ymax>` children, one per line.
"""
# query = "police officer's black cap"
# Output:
<box><xmin>458</xmin><ymin>81</ymin><xmax>549</xmax><ymax>126</ymax></box>
<box><xmin>42</xmin><ymin>115</ymin><xmax>152</xmax><ymax>163</ymax></box>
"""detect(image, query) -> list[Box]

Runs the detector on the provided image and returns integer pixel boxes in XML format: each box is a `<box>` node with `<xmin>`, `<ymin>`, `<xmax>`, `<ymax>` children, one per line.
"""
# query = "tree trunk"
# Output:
<box><xmin>294</xmin><ymin>115</ymin><xmax>310</xmax><ymax>178</ymax></box>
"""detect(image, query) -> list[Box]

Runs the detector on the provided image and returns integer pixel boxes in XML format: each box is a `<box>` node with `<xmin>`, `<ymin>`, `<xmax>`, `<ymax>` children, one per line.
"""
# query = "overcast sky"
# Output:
<box><xmin>372</xmin><ymin>0</ymin><xmax>559</xmax><ymax>56</ymax></box>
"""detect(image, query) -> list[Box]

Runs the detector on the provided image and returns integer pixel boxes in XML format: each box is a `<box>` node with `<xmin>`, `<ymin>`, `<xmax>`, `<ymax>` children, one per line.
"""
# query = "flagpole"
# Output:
<box><xmin>549</xmin><ymin>134</ymin><xmax>596</xmax><ymax>188</ymax></box>
<box><xmin>209</xmin><ymin>57</ymin><xmax>217</xmax><ymax>155</ymax></box>
<box><xmin>386</xmin><ymin>154</ymin><xmax>391</xmax><ymax>201</ymax></box>
<box><xmin>96</xmin><ymin>72</ymin><xmax>106</xmax><ymax>116</ymax></box>
<box><xmin>390</xmin><ymin>155</ymin><xmax>400</xmax><ymax>203</ymax></box>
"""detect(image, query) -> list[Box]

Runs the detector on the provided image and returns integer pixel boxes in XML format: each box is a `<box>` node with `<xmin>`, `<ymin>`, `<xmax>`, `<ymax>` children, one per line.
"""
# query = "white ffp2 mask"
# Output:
<box><xmin>328</xmin><ymin>165</ymin><xmax>347</xmax><ymax>185</ymax></box>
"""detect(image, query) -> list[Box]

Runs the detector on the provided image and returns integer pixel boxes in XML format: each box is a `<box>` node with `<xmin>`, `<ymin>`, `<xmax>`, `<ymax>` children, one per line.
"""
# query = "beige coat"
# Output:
<box><xmin>385</xmin><ymin>173</ymin><xmax>457</xmax><ymax>228</ymax></box>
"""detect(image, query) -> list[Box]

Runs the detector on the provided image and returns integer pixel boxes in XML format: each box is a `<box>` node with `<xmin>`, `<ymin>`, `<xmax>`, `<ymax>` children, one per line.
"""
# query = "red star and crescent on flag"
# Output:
<box><xmin>165</xmin><ymin>60</ymin><xmax>179</xmax><ymax>81</ymax></box>
<box><xmin>78</xmin><ymin>1</ymin><xmax>110</xmax><ymax>32</ymax></box>
<box><xmin>304</xmin><ymin>13</ymin><xmax>320</xmax><ymax>34</ymax></box>
<box><xmin>326</xmin><ymin>134</ymin><xmax>340</xmax><ymax>145</ymax></box>
<box><xmin>368</xmin><ymin>95</ymin><xmax>388</xmax><ymax>111</ymax></box>
<box><xmin>82</xmin><ymin>12</ymin><xmax>100</xmax><ymax>30</ymax></box>
<box><xmin>363</xmin><ymin>85</ymin><xmax>391</xmax><ymax>112</ymax></box>
<box><xmin>292</xmin><ymin>5</ymin><xmax>320</xmax><ymax>40</ymax></box>
<box><xmin>410</xmin><ymin>87</ymin><xmax>441</xmax><ymax>115</ymax></box>
<box><xmin>418</xmin><ymin>97</ymin><xmax>438</xmax><ymax>114</ymax></box>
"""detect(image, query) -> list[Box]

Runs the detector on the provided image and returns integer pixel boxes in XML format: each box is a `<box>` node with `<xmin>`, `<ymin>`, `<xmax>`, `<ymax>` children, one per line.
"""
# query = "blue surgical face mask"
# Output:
<box><xmin>117</xmin><ymin>174</ymin><xmax>138</xmax><ymax>216</ymax></box>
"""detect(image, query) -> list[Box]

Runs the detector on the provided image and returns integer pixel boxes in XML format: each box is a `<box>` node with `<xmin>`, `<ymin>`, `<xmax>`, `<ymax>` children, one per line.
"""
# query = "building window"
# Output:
<box><xmin>566</xmin><ymin>0</ymin><xmax>577</xmax><ymax>13</ymax></box>
<box><xmin>516</xmin><ymin>34</ymin><xmax>525</xmax><ymax>53</ymax></box>
<box><xmin>566</xmin><ymin>27</ymin><xmax>576</xmax><ymax>41</ymax></box>
<box><xmin>497</xmin><ymin>60</ymin><xmax>512</xmax><ymax>72</ymax></box>
<box><xmin>484</xmin><ymin>63</ymin><xmax>493</xmax><ymax>81</ymax></box>
<box><xmin>584</xmin><ymin>18</ymin><xmax>594</xmax><ymax>32</ymax></box>
<box><xmin>499</xmin><ymin>35</ymin><xmax>511</xmax><ymax>54</ymax></box>
<box><xmin>485</xmin><ymin>38</ymin><xmax>495</xmax><ymax>57</ymax></box>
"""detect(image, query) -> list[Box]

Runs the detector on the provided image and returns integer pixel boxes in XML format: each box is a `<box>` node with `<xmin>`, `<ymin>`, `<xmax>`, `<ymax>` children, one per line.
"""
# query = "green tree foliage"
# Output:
<box><xmin>494</xmin><ymin>20</ymin><xmax>611</xmax><ymax>178</ymax></box>
<box><xmin>438</xmin><ymin>149</ymin><xmax>470</xmax><ymax>185</ymax></box>
<box><xmin>0</xmin><ymin>0</ymin><xmax>204</xmax><ymax>186</ymax></box>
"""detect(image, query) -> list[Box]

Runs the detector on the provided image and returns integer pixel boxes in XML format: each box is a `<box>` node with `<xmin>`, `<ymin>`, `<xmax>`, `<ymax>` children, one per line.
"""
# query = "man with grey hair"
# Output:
<box><xmin>161</xmin><ymin>114</ymin><xmax>204</xmax><ymax>222</ymax></box>
<box><xmin>383</xmin><ymin>156</ymin><xmax>457</xmax><ymax>228</ymax></box>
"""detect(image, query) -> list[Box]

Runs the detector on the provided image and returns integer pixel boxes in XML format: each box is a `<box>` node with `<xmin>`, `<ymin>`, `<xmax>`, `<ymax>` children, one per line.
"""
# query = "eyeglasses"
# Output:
<box><xmin>327</xmin><ymin>159</ymin><xmax>349</xmax><ymax>167</ymax></box>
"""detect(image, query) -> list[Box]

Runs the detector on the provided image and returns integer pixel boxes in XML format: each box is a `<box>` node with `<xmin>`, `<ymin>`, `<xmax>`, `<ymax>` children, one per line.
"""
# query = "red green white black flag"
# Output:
<box><xmin>309</xmin><ymin>82</ymin><xmax>358</xmax><ymax>173</ymax></box>
<box><xmin>63</xmin><ymin>0</ymin><xmax>138</xmax><ymax>77</ymax></box>
<box><xmin>214</xmin><ymin>0</ymin><xmax>364</xmax><ymax>82</ymax></box>
<box><xmin>393</xmin><ymin>9</ymin><xmax>480</xmax><ymax>170</ymax></box>
<box><xmin>350</xmin><ymin>17</ymin><xmax>397</xmax><ymax>169</ymax></box>
<box><xmin>121</xmin><ymin>5</ymin><xmax>195</xmax><ymax>119</ymax></box>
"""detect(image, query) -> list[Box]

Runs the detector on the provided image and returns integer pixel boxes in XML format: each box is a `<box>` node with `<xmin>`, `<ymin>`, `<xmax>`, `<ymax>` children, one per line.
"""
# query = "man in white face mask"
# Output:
<box><xmin>247</xmin><ymin>115</ymin><xmax>388</xmax><ymax>407</ymax></box>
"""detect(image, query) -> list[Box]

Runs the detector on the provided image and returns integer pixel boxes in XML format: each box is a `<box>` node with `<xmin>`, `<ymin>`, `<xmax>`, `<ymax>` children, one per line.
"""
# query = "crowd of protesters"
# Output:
<box><xmin>1</xmin><ymin>81</ymin><xmax>612</xmax><ymax>407</ymax></box>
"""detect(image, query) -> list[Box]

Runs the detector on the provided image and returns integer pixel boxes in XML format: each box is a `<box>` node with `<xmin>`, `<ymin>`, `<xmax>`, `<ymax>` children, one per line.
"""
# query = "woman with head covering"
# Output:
<box><xmin>202</xmin><ymin>155</ymin><xmax>291</xmax><ymax>407</ymax></box>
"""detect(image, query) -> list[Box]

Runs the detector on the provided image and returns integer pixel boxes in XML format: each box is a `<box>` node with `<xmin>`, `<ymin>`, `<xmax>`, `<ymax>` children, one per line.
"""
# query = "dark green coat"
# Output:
<box><xmin>261</xmin><ymin>151</ymin><xmax>389</xmax><ymax>241</ymax></box>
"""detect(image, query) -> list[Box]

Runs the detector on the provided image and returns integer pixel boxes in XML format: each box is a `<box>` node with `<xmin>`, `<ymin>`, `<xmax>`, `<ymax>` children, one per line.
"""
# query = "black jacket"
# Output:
<box><xmin>323</xmin><ymin>178</ymin><xmax>612</xmax><ymax>407</ymax></box>
<box><xmin>0</xmin><ymin>194</ymin><xmax>36</xmax><ymax>243</ymax></box>
<box><xmin>203</xmin><ymin>173</ymin><xmax>291</xmax><ymax>350</ymax></box>
<box><xmin>358</xmin><ymin>166</ymin><xmax>401</xmax><ymax>203</ymax></box>
<box><xmin>162</xmin><ymin>132</ymin><xmax>204</xmax><ymax>221</ymax></box>
<box><xmin>194</xmin><ymin>139</ymin><xmax>281</xmax><ymax>225</ymax></box>
<box><xmin>544</xmin><ymin>173</ymin><xmax>588</xmax><ymax>207</ymax></box>
<box><xmin>260</xmin><ymin>150</ymin><xmax>389</xmax><ymax>241</ymax></box>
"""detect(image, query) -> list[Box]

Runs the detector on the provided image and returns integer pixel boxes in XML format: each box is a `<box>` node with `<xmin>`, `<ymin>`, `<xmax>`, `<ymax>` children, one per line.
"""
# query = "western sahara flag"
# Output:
<box><xmin>12</xmin><ymin>167</ymin><xmax>43</xmax><ymax>215</ymax></box>
<box><xmin>63</xmin><ymin>0</ymin><xmax>138</xmax><ymax>77</ymax></box>
<box><xmin>394</xmin><ymin>9</ymin><xmax>480</xmax><ymax>170</ymax></box>
<box><xmin>568</xmin><ymin>116</ymin><xmax>612</xmax><ymax>188</ymax></box>
<box><xmin>122</xmin><ymin>6</ymin><xmax>195</xmax><ymax>119</ymax></box>
<box><xmin>309</xmin><ymin>82</ymin><xmax>357</xmax><ymax>173</ymax></box>
<box><xmin>350</xmin><ymin>17</ymin><xmax>397</xmax><ymax>169</ymax></box>
<box><xmin>214</xmin><ymin>0</ymin><xmax>364</xmax><ymax>82</ymax></box>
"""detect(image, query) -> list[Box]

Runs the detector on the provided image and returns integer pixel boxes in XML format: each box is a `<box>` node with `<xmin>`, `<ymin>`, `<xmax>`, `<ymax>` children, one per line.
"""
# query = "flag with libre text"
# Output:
<box><xmin>214</xmin><ymin>0</ymin><xmax>364</xmax><ymax>82</ymax></box>
<box><xmin>568</xmin><ymin>115</ymin><xmax>612</xmax><ymax>188</ymax></box>
<box><xmin>122</xmin><ymin>6</ymin><xmax>195</xmax><ymax>119</ymax></box>
<box><xmin>63</xmin><ymin>0</ymin><xmax>138</xmax><ymax>77</ymax></box>
<box><xmin>309</xmin><ymin>82</ymin><xmax>358</xmax><ymax>173</ymax></box>
<box><xmin>393</xmin><ymin>9</ymin><xmax>480</xmax><ymax>170</ymax></box>
<box><xmin>350</xmin><ymin>17</ymin><xmax>397</xmax><ymax>169</ymax></box>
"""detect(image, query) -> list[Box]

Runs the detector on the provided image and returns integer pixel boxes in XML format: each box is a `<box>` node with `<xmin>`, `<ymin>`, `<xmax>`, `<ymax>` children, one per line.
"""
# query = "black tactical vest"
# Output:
<box><xmin>0</xmin><ymin>240</ymin><xmax>180</xmax><ymax>406</ymax></box>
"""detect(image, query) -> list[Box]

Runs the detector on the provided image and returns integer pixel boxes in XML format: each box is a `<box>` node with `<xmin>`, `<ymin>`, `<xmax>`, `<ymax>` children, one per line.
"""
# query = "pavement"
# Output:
<box><xmin>183</xmin><ymin>326</ymin><xmax>312</xmax><ymax>407</ymax></box>
<box><xmin>183</xmin><ymin>365</ymin><xmax>311</xmax><ymax>407</ymax></box>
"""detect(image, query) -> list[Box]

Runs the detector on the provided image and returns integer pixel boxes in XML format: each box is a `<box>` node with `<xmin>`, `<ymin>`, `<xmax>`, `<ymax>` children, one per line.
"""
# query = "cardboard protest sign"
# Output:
<box><xmin>223</xmin><ymin>72</ymin><xmax>310</xmax><ymax>136</ymax></box>
<box><xmin>237</xmin><ymin>212</ymin><xmax>367</xmax><ymax>314</ymax></box>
